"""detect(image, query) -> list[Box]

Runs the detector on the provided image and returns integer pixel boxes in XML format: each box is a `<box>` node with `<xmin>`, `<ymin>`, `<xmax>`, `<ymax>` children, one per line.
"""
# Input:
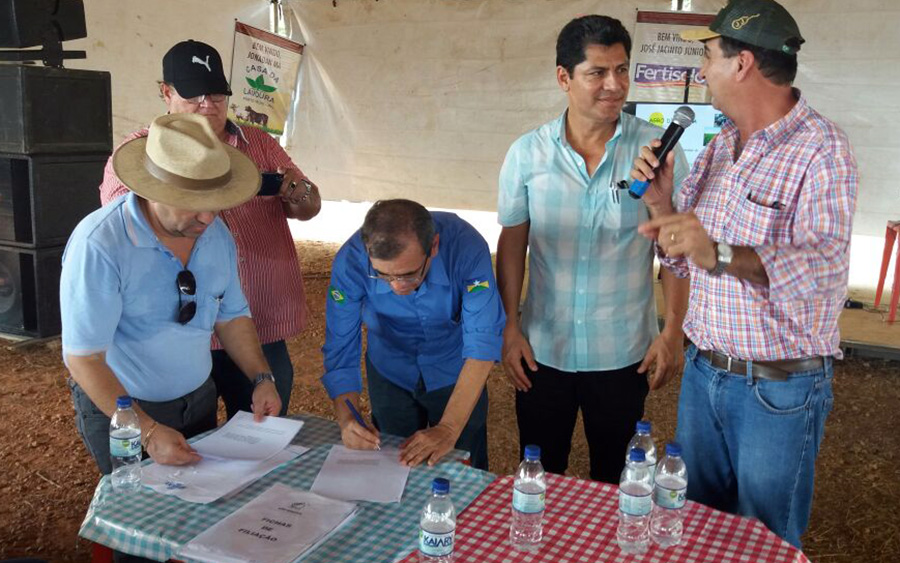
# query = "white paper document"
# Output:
<box><xmin>178</xmin><ymin>483</ymin><xmax>358</xmax><ymax>563</ymax></box>
<box><xmin>191</xmin><ymin>411</ymin><xmax>305</xmax><ymax>461</ymax></box>
<box><xmin>310</xmin><ymin>445</ymin><xmax>411</xmax><ymax>503</ymax></box>
<box><xmin>142</xmin><ymin>444</ymin><xmax>310</xmax><ymax>504</ymax></box>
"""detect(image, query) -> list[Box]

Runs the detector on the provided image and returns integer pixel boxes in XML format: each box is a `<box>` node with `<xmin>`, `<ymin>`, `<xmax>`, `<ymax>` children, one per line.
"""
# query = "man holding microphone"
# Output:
<box><xmin>632</xmin><ymin>0</ymin><xmax>857</xmax><ymax>547</ymax></box>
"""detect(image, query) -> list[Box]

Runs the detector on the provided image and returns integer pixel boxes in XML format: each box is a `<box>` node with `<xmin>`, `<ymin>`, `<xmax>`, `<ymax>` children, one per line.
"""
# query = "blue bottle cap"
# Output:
<box><xmin>524</xmin><ymin>444</ymin><xmax>541</xmax><ymax>461</ymax></box>
<box><xmin>636</xmin><ymin>420</ymin><xmax>651</xmax><ymax>433</ymax></box>
<box><xmin>116</xmin><ymin>396</ymin><xmax>132</xmax><ymax>409</ymax></box>
<box><xmin>628</xmin><ymin>447</ymin><xmax>646</xmax><ymax>463</ymax></box>
<box><xmin>432</xmin><ymin>478</ymin><xmax>450</xmax><ymax>495</ymax></box>
<box><xmin>666</xmin><ymin>442</ymin><xmax>682</xmax><ymax>457</ymax></box>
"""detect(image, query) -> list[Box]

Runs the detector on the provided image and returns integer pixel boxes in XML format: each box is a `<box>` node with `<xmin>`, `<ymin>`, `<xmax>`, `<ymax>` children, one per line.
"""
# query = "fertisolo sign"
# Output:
<box><xmin>229</xmin><ymin>22</ymin><xmax>303</xmax><ymax>137</ymax></box>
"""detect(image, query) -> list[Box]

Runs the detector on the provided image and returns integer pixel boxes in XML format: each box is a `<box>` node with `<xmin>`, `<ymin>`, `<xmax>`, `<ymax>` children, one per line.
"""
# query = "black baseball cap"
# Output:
<box><xmin>681</xmin><ymin>0</ymin><xmax>804</xmax><ymax>55</ymax></box>
<box><xmin>162</xmin><ymin>40</ymin><xmax>232</xmax><ymax>98</ymax></box>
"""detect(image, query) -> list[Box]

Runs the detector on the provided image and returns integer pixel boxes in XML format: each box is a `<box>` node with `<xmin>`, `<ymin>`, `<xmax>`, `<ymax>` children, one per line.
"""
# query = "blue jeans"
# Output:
<box><xmin>365</xmin><ymin>355</ymin><xmax>489</xmax><ymax>471</ymax></box>
<box><xmin>211</xmin><ymin>340</ymin><xmax>294</xmax><ymax>419</ymax></box>
<box><xmin>676</xmin><ymin>344</ymin><xmax>834</xmax><ymax>549</ymax></box>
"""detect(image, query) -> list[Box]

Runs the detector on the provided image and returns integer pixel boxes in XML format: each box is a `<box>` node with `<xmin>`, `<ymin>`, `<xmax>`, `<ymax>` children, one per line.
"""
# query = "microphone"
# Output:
<box><xmin>628</xmin><ymin>106</ymin><xmax>695</xmax><ymax>199</ymax></box>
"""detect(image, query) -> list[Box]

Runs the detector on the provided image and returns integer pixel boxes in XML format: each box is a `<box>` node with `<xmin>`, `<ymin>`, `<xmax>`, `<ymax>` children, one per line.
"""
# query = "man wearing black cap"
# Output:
<box><xmin>159</xmin><ymin>40</ymin><xmax>234</xmax><ymax>134</ymax></box>
<box><xmin>100</xmin><ymin>40</ymin><xmax>321</xmax><ymax>420</ymax></box>
<box><xmin>632</xmin><ymin>0</ymin><xmax>857</xmax><ymax>548</ymax></box>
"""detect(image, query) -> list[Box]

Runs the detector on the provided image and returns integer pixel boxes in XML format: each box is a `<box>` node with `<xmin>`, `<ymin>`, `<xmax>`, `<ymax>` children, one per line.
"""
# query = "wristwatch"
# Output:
<box><xmin>253</xmin><ymin>372</ymin><xmax>276</xmax><ymax>388</ymax></box>
<box><xmin>708</xmin><ymin>242</ymin><xmax>733</xmax><ymax>277</ymax></box>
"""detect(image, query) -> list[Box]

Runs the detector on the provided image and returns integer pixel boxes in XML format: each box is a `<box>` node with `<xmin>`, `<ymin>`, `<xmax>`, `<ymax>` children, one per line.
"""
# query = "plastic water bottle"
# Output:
<box><xmin>419</xmin><ymin>478</ymin><xmax>456</xmax><ymax>562</ymax></box>
<box><xmin>109</xmin><ymin>396</ymin><xmax>142</xmax><ymax>493</ymax></box>
<box><xmin>650</xmin><ymin>442</ymin><xmax>688</xmax><ymax>547</ymax></box>
<box><xmin>625</xmin><ymin>420</ymin><xmax>657</xmax><ymax>481</ymax></box>
<box><xmin>510</xmin><ymin>444</ymin><xmax>546</xmax><ymax>551</ymax></box>
<box><xmin>617</xmin><ymin>447</ymin><xmax>653</xmax><ymax>555</ymax></box>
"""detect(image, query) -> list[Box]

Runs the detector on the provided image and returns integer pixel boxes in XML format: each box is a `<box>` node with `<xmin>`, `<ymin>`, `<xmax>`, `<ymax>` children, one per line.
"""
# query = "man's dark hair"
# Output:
<box><xmin>556</xmin><ymin>15</ymin><xmax>631</xmax><ymax>76</ymax></box>
<box><xmin>718</xmin><ymin>36</ymin><xmax>798</xmax><ymax>86</ymax></box>
<box><xmin>361</xmin><ymin>199</ymin><xmax>435</xmax><ymax>260</ymax></box>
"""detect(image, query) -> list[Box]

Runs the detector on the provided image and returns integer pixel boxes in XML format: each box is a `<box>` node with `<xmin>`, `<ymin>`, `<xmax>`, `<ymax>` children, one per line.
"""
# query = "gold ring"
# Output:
<box><xmin>288</xmin><ymin>181</ymin><xmax>297</xmax><ymax>194</ymax></box>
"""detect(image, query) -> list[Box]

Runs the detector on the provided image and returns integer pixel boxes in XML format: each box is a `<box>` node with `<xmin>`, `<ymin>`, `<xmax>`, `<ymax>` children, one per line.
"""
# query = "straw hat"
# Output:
<box><xmin>112</xmin><ymin>113</ymin><xmax>260</xmax><ymax>211</ymax></box>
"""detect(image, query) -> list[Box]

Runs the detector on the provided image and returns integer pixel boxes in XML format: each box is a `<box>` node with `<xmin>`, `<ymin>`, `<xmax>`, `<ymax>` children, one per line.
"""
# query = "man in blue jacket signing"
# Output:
<box><xmin>321</xmin><ymin>199</ymin><xmax>505</xmax><ymax>470</ymax></box>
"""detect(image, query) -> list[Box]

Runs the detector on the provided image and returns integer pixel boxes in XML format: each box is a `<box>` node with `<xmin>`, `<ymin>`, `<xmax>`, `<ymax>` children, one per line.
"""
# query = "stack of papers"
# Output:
<box><xmin>192</xmin><ymin>411</ymin><xmax>305</xmax><ymax>460</ymax></box>
<box><xmin>143</xmin><ymin>445</ymin><xmax>309</xmax><ymax>504</ymax></box>
<box><xmin>178</xmin><ymin>484</ymin><xmax>357</xmax><ymax>563</ymax></box>
<box><xmin>143</xmin><ymin>412</ymin><xmax>308</xmax><ymax>504</ymax></box>
<box><xmin>310</xmin><ymin>445</ymin><xmax>411</xmax><ymax>503</ymax></box>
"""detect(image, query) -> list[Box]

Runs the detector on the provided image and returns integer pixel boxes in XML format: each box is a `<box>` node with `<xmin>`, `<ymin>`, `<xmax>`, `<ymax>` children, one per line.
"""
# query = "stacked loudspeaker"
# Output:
<box><xmin>0</xmin><ymin>0</ymin><xmax>112</xmax><ymax>338</ymax></box>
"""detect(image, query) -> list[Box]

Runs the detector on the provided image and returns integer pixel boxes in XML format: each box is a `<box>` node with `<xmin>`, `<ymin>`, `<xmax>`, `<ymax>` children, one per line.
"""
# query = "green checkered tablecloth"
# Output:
<box><xmin>79</xmin><ymin>414</ymin><xmax>496</xmax><ymax>562</ymax></box>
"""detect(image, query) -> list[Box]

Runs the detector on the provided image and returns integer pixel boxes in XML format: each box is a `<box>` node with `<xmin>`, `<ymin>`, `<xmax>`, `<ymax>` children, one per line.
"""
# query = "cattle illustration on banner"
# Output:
<box><xmin>229</xmin><ymin>22</ymin><xmax>303</xmax><ymax>136</ymax></box>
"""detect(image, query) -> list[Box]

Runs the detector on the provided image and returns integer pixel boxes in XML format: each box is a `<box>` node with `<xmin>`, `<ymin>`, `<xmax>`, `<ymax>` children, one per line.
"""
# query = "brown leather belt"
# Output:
<box><xmin>698</xmin><ymin>349</ymin><xmax>827</xmax><ymax>382</ymax></box>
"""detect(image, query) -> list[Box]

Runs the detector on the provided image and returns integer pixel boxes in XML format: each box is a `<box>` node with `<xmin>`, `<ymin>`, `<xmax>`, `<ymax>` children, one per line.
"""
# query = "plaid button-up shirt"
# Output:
<box><xmin>661</xmin><ymin>92</ymin><xmax>858</xmax><ymax>361</ymax></box>
<box><xmin>499</xmin><ymin>112</ymin><xmax>689</xmax><ymax>371</ymax></box>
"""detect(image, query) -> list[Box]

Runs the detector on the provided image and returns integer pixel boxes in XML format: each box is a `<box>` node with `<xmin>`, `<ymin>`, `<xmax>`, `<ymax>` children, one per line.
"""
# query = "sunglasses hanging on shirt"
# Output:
<box><xmin>610</xmin><ymin>180</ymin><xmax>630</xmax><ymax>204</ymax></box>
<box><xmin>176</xmin><ymin>269</ymin><xmax>197</xmax><ymax>325</ymax></box>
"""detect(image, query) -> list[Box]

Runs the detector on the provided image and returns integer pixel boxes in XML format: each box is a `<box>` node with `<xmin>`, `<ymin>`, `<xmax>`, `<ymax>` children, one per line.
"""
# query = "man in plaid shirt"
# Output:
<box><xmin>633</xmin><ymin>0</ymin><xmax>857</xmax><ymax>548</ymax></box>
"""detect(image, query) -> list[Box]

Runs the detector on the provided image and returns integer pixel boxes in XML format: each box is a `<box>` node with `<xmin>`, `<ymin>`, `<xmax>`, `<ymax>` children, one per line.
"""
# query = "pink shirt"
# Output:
<box><xmin>99</xmin><ymin>122</ymin><xmax>308</xmax><ymax>348</ymax></box>
<box><xmin>661</xmin><ymin>93</ymin><xmax>857</xmax><ymax>361</ymax></box>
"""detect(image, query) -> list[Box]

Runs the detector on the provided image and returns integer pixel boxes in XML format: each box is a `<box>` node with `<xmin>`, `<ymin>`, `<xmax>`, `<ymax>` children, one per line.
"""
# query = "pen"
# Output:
<box><xmin>344</xmin><ymin>398</ymin><xmax>380</xmax><ymax>450</ymax></box>
<box><xmin>747</xmin><ymin>192</ymin><xmax>784</xmax><ymax>210</ymax></box>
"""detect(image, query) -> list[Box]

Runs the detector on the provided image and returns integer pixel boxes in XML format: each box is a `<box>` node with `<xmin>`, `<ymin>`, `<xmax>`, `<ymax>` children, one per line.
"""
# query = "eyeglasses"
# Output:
<box><xmin>176</xmin><ymin>269</ymin><xmax>197</xmax><ymax>325</ymax></box>
<box><xmin>368</xmin><ymin>255</ymin><xmax>430</xmax><ymax>284</ymax></box>
<box><xmin>183</xmin><ymin>93</ymin><xmax>228</xmax><ymax>105</ymax></box>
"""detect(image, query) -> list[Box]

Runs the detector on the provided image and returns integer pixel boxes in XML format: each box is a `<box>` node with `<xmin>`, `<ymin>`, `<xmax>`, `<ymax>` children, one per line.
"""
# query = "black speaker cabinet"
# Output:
<box><xmin>0</xmin><ymin>152</ymin><xmax>105</xmax><ymax>248</ymax></box>
<box><xmin>0</xmin><ymin>65</ymin><xmax>112</xmax><ymax>154</ymax></box>
<box><xmin>0</xmin><ymin>0</ymin><xmax>87</xmax><ymax>48</ymax></box>
<box><xmin>0</xmin><ymin>244</ymin><xmax>62</xmax><ymax>338</ymax></box>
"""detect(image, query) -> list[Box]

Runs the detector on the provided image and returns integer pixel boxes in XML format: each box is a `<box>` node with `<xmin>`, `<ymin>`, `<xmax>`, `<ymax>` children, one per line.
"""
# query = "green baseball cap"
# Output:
<box><xmin>681</xmin><ymin>0</ymin><xmax>805</xmax><ymax>55</ymax></box>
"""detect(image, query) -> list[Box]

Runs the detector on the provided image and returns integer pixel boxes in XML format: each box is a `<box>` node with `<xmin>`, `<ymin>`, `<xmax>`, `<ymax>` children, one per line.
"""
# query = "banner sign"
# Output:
<box><xmin>229</xmin><ymin>21</ymin><xmax>304</xmax><ymax>136</ymax></box>
<box><xmin>628</xmin><ymin>11</ymin><xmax>715</xmax><ymax>103</ymax></box>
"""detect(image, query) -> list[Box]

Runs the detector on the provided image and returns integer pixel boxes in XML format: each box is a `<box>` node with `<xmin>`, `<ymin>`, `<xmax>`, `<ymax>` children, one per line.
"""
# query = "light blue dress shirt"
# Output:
<box><xmin>60</xmin><ymin>192</ymin><xmax>250</xmax><ymax>402</ymax></box>
<box><xmin>321</xmin><ymin>212</ymin><xmax>505</xmax><ymax>399</ymax></box>
<box><xmin>498</xmin><ymin>111</ymin><xmax>689</xmax><ymax>372</ymax></box>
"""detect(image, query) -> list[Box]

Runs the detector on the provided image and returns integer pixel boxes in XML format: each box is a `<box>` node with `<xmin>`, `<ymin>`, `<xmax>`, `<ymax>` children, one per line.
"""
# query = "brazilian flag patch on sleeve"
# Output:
<box><xmin>328</xmin><ymin>286</ymin><xmax>347</xmax><ymax>304</ymax></box>
<box><xmin>465</xmin><ymin>279</ymin><xmax>490</xmax><ymax>293</ymax></box>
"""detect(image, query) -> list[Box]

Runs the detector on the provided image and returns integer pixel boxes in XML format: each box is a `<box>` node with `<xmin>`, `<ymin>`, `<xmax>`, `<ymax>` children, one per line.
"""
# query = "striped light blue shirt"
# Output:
<box><xmin>498</xmin><ymin>111</ymin><xmax>689</xmax><ymax>372</ymax></box>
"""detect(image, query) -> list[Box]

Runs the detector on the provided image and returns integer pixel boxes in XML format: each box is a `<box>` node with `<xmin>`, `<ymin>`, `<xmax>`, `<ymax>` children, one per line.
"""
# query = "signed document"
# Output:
<box><xmin>178</xmin><ymin>484</ymin><xmax>358</xmax><ymax>563</ymax></box>
<box><xmin>191</xmin><ymin>411</ymin><xmax>305</xmax><ymax>461</ymax></box>
<box><xmin>310</xmin><ymin>445</ymin><xmax>411</xmax><ymax>503</ymax></box>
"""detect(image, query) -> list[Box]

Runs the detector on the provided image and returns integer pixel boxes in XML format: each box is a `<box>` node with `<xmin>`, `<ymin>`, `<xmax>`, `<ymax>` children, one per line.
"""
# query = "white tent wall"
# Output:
<box><xmin>63</xmin><ymin>0</ymin><xmax>898</xmax><ymax>290</ymax></box>
<box><xmin>284</xmin><ymin>0</ymin><xmax>655</xmax><ymax>210</ymax></box>
<box><xmin>284</xmin><ymin>0</ymin><xmax>898</xmax><ymax>290</ymax></box>
<box><xmin>65</xmin><ymin>0</ymin><xmax>272</xmax><ymax>141</ymax></box>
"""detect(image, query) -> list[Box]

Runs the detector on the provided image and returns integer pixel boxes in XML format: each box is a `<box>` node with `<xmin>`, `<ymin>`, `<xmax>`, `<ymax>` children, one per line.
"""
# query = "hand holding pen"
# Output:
<box><xmin>340</xmin><ymin>397</ymin><xmax>381</xmax><ymax>451</ymax></box>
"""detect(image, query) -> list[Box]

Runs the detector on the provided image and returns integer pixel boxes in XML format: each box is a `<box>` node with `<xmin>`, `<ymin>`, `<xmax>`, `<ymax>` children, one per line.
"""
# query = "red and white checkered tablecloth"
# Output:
<box><xmin>399</xmin><ymin>473</ymin><xmax>810</xmax><ymax>563</ymax></box>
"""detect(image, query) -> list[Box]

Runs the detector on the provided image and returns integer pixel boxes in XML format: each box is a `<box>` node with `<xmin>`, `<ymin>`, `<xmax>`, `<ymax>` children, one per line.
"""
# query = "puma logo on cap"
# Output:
<box><xmin>191</xmin><ymin>55</ymin><xmax>211</xmax><ymax>72</ymax></box>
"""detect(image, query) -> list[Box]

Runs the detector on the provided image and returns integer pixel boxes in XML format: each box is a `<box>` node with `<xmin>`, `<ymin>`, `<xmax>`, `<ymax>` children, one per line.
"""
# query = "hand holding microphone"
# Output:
<box><xmin>629</xmin><ymin>106</ymin><xmax>695</xmax><ymax>202</ymax></box>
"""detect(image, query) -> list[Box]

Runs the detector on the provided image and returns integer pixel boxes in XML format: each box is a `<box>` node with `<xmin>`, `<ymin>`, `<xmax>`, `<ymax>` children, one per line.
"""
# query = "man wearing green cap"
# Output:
<box><xmin>632</xmin><ymin>0</ymin><xmax>857</xmax><ymax>548</ymax></box>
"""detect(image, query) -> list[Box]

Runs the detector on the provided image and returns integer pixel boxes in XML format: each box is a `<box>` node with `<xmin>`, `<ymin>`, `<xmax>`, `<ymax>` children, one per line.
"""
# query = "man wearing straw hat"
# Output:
<box><xmin>62</xmin><ymin>113</ymin><xmax>282</xmax><ymax>474</ymax></box>
<box><xmin>100</xmin><ymin>40</ymin><xmax>319</xmax><ymax>420</ymax></box>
